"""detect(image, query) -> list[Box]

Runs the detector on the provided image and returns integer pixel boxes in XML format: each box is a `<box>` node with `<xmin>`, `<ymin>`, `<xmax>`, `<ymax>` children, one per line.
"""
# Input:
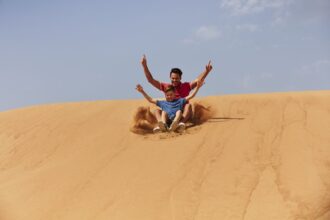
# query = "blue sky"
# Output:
<box><xmin>0</xmin><ymin>0</ymin><xmax>329</xmax><ymax>111</ymax></box>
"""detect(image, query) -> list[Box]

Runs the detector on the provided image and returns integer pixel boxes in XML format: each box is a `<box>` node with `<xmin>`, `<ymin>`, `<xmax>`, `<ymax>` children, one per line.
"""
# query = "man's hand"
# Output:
<box><xmin>141</xmin><ymin>54</ymin><xmax>147</xmax><ymax>67</ymax></box>
<box><xmin>136</xmin><ymin>84</ymin><xmax>144</xmax><ymax>93</ymax></box>
<box><xmin>205</xmin><ymin>60</ymin><xmax>213</xmax><ymax>73</ymax></box>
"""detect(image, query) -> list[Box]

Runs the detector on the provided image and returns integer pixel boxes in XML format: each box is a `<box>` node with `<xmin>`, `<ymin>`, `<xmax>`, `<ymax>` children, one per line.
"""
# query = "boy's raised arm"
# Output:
<box><xmin>190</xmin><ymin>60</ymin><xmax>213</xmax><ymax>89</ymax></box>
<box><xmin>141</xmin><ymin>55</ymin><xmax>162</xmax><ymax>90</ymax></box>
<box><xmin>136</xmin><ymin>84</ymin><xmax>157</xmax><ymax>104</ymax></box>
<box><xmin>186</xmin><ymin>80</ymin><xmax>204</xmax><ymax>102</ymax></box>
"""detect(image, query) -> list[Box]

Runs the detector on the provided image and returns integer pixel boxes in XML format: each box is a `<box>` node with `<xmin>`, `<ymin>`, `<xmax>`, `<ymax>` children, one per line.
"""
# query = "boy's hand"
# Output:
<box><xmin>205</xmin><ymin>60</ymin><xmax>213</xmax><ymax>73</ymax></box>
<box><xmin>141</xmin><ymin>54</ymin><xmax>147</xmax><ymax>67</ymax></box>
<box><xmin>136</xmin><ymin>84</ymin><xmax>144</xmax><ymax>92</ymax></box>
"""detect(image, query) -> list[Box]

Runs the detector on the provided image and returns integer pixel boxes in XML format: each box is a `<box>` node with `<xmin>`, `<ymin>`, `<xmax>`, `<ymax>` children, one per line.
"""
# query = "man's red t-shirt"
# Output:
<box><xmin>160</xmin><ymin>82</ymin><xmax>191</xmax><ymax>98</ymax></box>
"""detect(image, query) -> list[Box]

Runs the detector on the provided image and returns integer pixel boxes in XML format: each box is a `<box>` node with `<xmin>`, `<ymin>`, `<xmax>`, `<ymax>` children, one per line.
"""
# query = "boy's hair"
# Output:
<box><xmin>170</xmin><ymin>68</ymin><xmax>183</xmax><ymax>77</ymax></box>
<box><xmin>164</xmin><ymin>85</ymin><xmax>175</xmax><ymax>93</ymax></box>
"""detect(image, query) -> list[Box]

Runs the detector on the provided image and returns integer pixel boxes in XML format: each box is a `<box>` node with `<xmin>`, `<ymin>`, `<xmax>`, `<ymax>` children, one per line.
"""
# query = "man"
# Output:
<box><xmin>141</xmin><ymin>54</ymin><xmax>213</xmax><ymax>126</ymax></box>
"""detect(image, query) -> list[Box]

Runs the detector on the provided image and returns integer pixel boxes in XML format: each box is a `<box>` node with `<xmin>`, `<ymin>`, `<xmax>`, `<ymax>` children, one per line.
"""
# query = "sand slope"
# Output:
<box><xmin>0</xmin><ymin>91</ymin><xmax>330</xmax><ymax>220</ymax></box>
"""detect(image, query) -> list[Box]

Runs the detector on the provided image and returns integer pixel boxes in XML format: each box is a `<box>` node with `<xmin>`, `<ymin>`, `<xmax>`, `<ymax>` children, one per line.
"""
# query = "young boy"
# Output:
<box><xmin>136</xmin><ymin>80</ymin><xmax>203</xmax><ymax>133</ymax></box>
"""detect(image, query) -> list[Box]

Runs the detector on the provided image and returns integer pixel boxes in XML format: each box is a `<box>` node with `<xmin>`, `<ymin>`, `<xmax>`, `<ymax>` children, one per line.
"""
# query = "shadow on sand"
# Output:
<box><xmin>206</xmin><ymin>117</ymin><xmax>245</xmax><ymax>123</ymax></box>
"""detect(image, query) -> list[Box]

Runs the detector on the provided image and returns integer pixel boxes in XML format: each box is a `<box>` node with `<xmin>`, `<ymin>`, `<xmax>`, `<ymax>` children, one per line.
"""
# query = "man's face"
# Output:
<box><xmin>170</xmin><ymin>73</ymin><xmax>181</xmax><ymax>86</ymax></box>
<box><xmin>165</xmin><ymin>90</ymin><xmax>176</xmax><ymax>102</ymax></box>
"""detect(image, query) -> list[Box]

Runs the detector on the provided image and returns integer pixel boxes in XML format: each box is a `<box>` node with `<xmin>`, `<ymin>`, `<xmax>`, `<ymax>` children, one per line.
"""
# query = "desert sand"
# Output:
<box><xmin>0</xmin><ymin>90</ymin><xmax>329</xmax><ymax>220</ymax></box>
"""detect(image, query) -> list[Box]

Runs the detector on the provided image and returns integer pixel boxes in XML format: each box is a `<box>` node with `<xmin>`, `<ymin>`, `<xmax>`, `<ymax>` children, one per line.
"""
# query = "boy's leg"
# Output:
<box><xmin>153</xmin><ymin>109</ymin><xmax>167</xmax><ymax>133</ymax></box>
<box><xmin>158</xmin><ymin>111</ymin><xmax>169</xmax><ymax>131</ymax></box>
<box><xmin>182</xmin><ymin>103</ymin><xmax>192</xmax><ymax>123</ymax></box>
<box><xmin>161</xmin><ymin>111</ymin><xmax>169</xmax><ymax>123</ymax></box>
<box><xmin>173</xmin><ymin>110</ymin><xmax>182</xmax><ymax>122</ymax></box>
<box><xmin>154</xmin><ymin>109</ymin><xmax>162</xmax><ymax>122</ymax></box>
<box><xmin>169</xmin><ymin>110</ymin><xmax>182</xmax><ymax>131</ymax></box>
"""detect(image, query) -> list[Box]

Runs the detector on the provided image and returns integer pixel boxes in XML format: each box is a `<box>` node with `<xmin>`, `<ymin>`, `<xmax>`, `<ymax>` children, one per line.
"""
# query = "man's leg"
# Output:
<box><xmin>182</xmin><ymin>103</ymin><xmax>193</xmax><ymax>123</ymax></box>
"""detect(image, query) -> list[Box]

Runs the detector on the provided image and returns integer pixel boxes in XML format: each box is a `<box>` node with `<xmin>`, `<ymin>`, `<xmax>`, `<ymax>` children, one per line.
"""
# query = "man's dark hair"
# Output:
<box><xmin>164</xmin><ymin>85</ymin><xmax>175</xmax><ymax>93</ymax></box>
<box><xmin>170</xmin><ymin>68</ymin><xmax>183</xmax><ymax>77</ymax></box>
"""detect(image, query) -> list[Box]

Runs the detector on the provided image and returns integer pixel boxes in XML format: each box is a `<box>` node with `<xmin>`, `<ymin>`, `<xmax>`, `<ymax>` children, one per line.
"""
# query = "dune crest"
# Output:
<box><xmin>0</xmin><ymin>91</ymin><xmax>330</xmax><ymax>220</ymax></box>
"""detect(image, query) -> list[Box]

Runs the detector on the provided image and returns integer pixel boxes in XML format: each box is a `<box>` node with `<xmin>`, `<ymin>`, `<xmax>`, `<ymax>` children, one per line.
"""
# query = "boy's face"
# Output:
<box><xmin>170</xmin><ymin>73</ymin><xmax>181</xmax><ymax>86</ymax></box>
<box><xmin>165</xmin><ymin>90</ymin><xmax>176</xmax><ymax>101</ymax></box>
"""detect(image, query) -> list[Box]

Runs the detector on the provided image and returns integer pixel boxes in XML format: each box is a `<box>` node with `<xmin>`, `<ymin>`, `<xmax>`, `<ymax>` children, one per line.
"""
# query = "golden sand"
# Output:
<box><xmin>0</xmin><ymin>91</ymin><xmax>329</xmax><ymax>220</ymax></box>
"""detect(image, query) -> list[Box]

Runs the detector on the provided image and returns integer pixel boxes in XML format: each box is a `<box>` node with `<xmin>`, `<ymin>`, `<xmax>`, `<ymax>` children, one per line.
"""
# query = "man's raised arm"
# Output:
<box><xmin>141</xmin><ymin>55</ymin><xmax>162</xmax><ymax>90</ymax></box>
<box><xmin>190</xmin><ymin>60</ymin><xmax>213</xmax><ymax>89</ymax></box>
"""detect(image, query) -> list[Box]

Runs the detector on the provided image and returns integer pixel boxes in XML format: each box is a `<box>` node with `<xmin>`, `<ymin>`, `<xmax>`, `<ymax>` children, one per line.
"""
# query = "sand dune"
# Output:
<box><xmin>0</xmin><ymin>91</ymin><xmax>330</xmax><ymax>220</ymax></box>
